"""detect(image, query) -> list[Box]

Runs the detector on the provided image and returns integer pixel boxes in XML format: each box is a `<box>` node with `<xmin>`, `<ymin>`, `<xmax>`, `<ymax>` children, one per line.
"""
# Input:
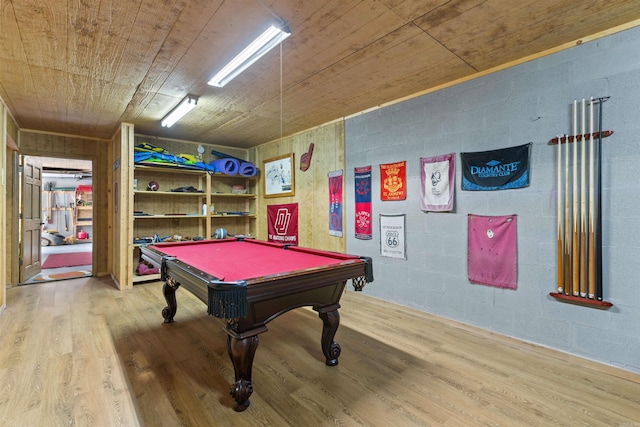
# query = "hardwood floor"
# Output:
<box><xmin>1</xmin><ymin>276</ymin><xmax>639</xmax><ymax>426</ymax></box>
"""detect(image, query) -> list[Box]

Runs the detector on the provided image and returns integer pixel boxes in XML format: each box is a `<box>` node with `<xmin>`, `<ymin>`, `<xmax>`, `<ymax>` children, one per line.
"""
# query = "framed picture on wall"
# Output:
<box><xmin>263</xmin><ymin>153</ymin><xmax>295</xmax><ymax>198</ymax></box>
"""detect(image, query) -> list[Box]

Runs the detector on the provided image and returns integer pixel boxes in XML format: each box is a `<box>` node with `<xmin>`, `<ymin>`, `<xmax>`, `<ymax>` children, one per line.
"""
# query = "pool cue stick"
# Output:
<box><xmin>588</xmin><ymin>97</ymin><xmax>596</xmax><ymax>299</ymax></box>
<box><xmin>572</xmin><ymin>100</ymin><xmax>579</xmax><ymax>296</ymax></box>
<box><xmin>564</xmin><ymin>129</ymin><xmax>571</xmax><ymax>295</ymax></box>
<box><xmin>557</xmin><ymin>134</ymin><xmax>563</xmax><ymax>293</ymax></box>
<box><xmin>596</xmin><ymin>97</ymin><xmax>606</xmax><ymax>301</ymax></box>
<box><xmin>579</xmin><ymin>98</ymin><xmax>587</xmax><ymax>297</ymax></box>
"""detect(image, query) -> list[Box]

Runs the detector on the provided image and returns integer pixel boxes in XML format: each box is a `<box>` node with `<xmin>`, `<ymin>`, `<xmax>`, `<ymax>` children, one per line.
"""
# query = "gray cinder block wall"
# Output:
<box><xmin>345</xmin><ymin>26</ymin><xmax>640</xmax><ymax>374</ymax></box>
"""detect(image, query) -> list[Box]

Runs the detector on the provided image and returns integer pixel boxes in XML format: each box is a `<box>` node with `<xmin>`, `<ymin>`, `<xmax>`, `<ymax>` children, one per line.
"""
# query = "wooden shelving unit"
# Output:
<box><xmin>131</xmin><ymin>165</ymin><xmax>258</xmax><ymax>283</ymax></box>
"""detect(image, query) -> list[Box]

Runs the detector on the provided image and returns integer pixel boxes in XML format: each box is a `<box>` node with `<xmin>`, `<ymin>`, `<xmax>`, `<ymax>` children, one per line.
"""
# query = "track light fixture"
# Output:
<box><xmin>207</xmin><ymin>24</ymin><xmax>291</xmax><ymax>88</ymax></box>
<box><xmin>161</xmin><ymin>95</ymin><xmax>199</xmax><ymax>127</ymax></box>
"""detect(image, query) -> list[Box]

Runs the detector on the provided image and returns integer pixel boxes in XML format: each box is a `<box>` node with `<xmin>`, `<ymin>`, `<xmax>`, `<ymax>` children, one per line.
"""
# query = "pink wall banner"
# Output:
<box><xmin>467</xmin><ymin>214</ymin><xmax>517</xmax><ymax>289</ymax></box>
<box><xmin>328</xmin><ymin>170</ymin><xmax>343</xmax><ymax>237</ymax></box>
<box><xmin>267</xmin><ymin>203</ymin><xmax>298</xmax><ymax>244</ymax></box>
<box><xmin>354</xmin><ymin>165</ymin><xmax>372</xmax><ymax>240</ymax></box>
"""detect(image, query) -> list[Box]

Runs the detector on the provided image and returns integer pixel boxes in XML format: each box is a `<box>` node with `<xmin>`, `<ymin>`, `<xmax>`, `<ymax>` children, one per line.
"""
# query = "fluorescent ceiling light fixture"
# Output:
<box><xmin>161</xmin><ymin>95</ymin><xmax>198</xmax><ymax>127</ymax></box>
<box><xmin>208</xmin><ymin>24</ymin><xmax>291</xmax><ymax>88</ymax></box>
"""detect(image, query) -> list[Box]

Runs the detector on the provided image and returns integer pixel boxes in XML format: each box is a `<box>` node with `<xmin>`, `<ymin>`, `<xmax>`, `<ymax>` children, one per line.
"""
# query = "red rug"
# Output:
<box><xmin>41</xmin><ymin>252</ymin><xmax>92</xmax><ymax>269</ymax></box>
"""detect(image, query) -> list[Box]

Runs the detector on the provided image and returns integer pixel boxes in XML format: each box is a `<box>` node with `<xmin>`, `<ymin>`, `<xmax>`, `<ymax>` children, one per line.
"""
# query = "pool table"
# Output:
<box><xmin>139</xmin><ymin>237</ymin><xmax>373</xmax><ymax>412</ymax></box>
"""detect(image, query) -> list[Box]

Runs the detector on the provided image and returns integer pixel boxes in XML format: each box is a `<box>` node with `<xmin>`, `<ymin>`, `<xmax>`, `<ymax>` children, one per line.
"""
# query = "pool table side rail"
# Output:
<box><xmin>139</xmin><ymin>244</ymin><xmax>373</xmax><ymax>324</ymax></box>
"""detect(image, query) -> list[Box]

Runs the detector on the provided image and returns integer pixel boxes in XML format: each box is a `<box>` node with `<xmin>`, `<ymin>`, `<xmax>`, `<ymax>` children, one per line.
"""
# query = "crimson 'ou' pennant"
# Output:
<box><xmin>461</xmin><ymin>143</ymin><xmax>531</xmax><ymax>191</ymax></box>
<box><xmin>267</xmin><ymin>203</ymin><xmax>298</xmax><ymax>245</ymax></box>
<box><xmin>354</xmin><ymin>166</ymin><xmax>372</xmax><ymax>240</ymax></box>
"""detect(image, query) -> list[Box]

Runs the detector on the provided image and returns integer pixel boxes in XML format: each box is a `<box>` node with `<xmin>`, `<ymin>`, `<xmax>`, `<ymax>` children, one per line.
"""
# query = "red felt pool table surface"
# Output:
<box><xmin>149</xmin><ymin>238</ymin><xmax>361</xmax><ymax>283</ymax></box>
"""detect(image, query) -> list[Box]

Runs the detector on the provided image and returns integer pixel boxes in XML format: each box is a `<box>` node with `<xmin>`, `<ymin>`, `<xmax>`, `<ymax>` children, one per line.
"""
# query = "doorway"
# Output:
<box><xmin>19</xmin><ymin>156</ymin><xmax>94</xmax><ymax>284</ymax></box>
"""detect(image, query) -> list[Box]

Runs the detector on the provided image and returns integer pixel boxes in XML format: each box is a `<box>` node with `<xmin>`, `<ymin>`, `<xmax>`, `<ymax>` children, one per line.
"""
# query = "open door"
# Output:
<box><xmin>21</xmin><ymin>156</ymin><xmax>43</xmax><ymax>282</ymax></box>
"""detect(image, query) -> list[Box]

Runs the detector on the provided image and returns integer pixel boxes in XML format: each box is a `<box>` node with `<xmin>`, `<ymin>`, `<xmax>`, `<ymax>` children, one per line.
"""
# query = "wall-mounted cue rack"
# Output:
<box><xmin>548</xmin><ymin>97</ymin><xmax>612</xmax><ymax>309</ymax></box>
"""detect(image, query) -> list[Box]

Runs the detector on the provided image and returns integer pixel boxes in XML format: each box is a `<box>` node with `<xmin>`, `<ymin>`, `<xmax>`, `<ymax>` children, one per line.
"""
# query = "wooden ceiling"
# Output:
<box><xmin>1</xmin><ymin>1</ymin><xmax>639</xmax><ymax>149</ymax></box>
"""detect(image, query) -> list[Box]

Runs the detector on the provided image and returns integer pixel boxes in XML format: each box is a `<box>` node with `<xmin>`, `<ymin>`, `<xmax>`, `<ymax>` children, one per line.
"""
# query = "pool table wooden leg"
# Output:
<box><xmin>317</xmin><ymin>304</ymin><xmax>342</xmax><ymax>366</ymax></box>
<box><xmin>227</xmin><ymin>334</ymin><xmax>259</xmax><ymax>412</ymax></box>
<box><xmin>161</xmin><ymin>277</ymin><xmax>180</xmax><ymax>323</ymax></box>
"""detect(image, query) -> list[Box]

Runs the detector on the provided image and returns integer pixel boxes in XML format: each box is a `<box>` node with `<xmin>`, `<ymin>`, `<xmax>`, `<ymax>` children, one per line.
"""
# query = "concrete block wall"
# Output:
<box><xmin>345</xmin><ymin>26</ymin><xmax>640</xmax><ymax>374</ymax></box>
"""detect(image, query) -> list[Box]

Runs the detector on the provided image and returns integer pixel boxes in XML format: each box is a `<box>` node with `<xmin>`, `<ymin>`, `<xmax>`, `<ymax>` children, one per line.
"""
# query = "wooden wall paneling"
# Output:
<box><xmin>2</xmin><ymin>101</ymin><xmax>19</xmax><ymax>288</ymax></box>
<box><xmin>114</xmin><ymin>123</ymin><xmax>134</xmax><ymax>290</ymax></box>
<box><xmin>254</xmin><ymin>121</ymin><xmax>345</xmax><ymax>253</ymax></box>
<box><xmin>110</xmin><ymin>127</ymin><xmax>122</xmax><ymax>288</ymax></box>
<box><xmin>334</xmin><ymin>122</ymin><xmax>346</xmax><ymax>251</ymax></box>
<box><xmin>296</xmin><ymin>133</ymin><xmax>315</xmax><ymax>246</ymax></box>
<box><xmin>5</xmin><ymin>112</ymin><xmax>18</xmax><ymax>145</ymax></box>
<box><xmin>4</xmin><ymin>107</ymin><xmax>20</xmax><ymax>287</ymax></box>
<box><xmin>255</xmin><ymin>134</ymin><xmax>294</xmax><ymax>241</ymax></box>
<box><xmin>19</xmin><ymin>131</ymin><xmax>103</xmax><ymax>156</ymax></box>
<box><xmin>308</xmin><ymin>121</ymin><xmax>345</xmax><ymax>253</ymax></box>
<box><xmin>1</xmin><ymin>100</ymin><xmax>6</xmax><ymax>310</ymax></box>
<box><xmin>6</xmin><ymin>151</ymin><xmax>19</xmax><ymax>287</ymax></box>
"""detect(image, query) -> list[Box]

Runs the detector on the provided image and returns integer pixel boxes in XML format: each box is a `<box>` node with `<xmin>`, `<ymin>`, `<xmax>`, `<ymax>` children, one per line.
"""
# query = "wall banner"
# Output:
<box><xmin>380</xmin><ymin>161</ymin><xmax>406</xmax><ymax>200</ymax></box>
<box><xmin>420</xmin><ymin>153</ymin><xmax>455</xmax><ymax>212</ymax></box>
<box><xmin>267</xmin><ymin>203</ymin><xmax>298</xmax><ymax>244</ymax></box>
<box><xmin>467</xmin><ymin>214</ymin><xmax>517</xmax><ymax>289</ymax></box>
<box><xmin>354</xmin><ymin>165</ymin><xmax>372</xmax><ymax>239</ymax></box>
<box><xmin>461</xmin><ymin>143</ymin><xmax>531</xmax><ymax>191</ymax></box>
<box><xmin>328</xmin><ymin>170</ymin><xmax>343</xmax><ymax>237</ymax></box>
<box><xmin>380</xmin><ymin>214</ymin><xmax>406</xmax><ymax>259</ymax></box>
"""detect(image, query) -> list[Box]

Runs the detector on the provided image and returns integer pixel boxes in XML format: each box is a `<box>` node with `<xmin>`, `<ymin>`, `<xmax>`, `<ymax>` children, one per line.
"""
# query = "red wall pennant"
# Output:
<box><xmin>380</xmin><ymin>161</ymin><xmax>406</xmax><ymax>200</ymax></box>
<box><xmin>267</xmin><ymin>203</ymin><xmax>298</xmax><ymax>244</ymax></box>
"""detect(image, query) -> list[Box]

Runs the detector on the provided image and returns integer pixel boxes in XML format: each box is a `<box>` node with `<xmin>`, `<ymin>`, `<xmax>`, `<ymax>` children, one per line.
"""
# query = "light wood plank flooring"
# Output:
<box><xmin>1</xmin><ymin>277</ymin><xmax>639</xmax><ymax>426</ymax></box>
